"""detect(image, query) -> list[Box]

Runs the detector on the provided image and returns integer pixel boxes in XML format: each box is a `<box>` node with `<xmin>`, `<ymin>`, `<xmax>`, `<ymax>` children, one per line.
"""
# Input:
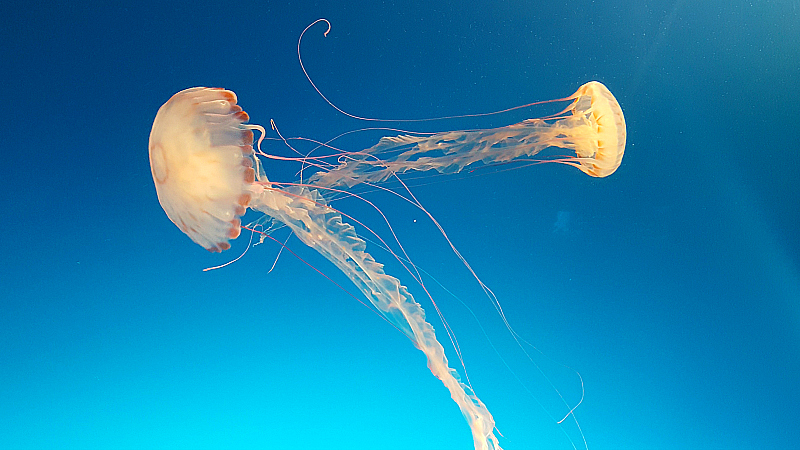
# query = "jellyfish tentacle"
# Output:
<box><xmin>308</xmin><ymin>118</ymin><xmax>575</xmax><ymax>187</ymax></box>
<box><xmin>299</xmin><ymin>18</ymin><xmax>575</xmax><ymax>124</ymax></box>
<box><xmin>250</xmin><ymin>184</ymin><xmax>501</xmax><ymax>450</ymax></box>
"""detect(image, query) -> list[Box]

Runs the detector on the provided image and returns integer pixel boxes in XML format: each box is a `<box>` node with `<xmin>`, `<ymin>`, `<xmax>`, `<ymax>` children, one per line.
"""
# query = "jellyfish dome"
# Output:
<box><xmin>148</xmin><ymin>87</ymin><xmax>257</xmax><ymax>252</ymax></box>
<box><xmin>566</xmin><ymin>81</ymin><xmax>626</xmax><ymax>177</ymax></box>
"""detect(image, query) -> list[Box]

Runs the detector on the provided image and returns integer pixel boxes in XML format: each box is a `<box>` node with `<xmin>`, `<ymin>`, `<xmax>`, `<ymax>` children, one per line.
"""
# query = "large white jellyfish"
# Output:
<box><xmin>148</xmin><ymin>82</ymin><xmax>625</xmax><ymax>449</ymax></box>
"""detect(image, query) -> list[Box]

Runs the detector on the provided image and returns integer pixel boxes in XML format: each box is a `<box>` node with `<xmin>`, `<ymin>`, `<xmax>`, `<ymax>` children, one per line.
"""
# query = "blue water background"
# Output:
<box><xmin>1</xmin><ymin>1</ymin><xmax>798</xmax><ymax>449</ymax></box>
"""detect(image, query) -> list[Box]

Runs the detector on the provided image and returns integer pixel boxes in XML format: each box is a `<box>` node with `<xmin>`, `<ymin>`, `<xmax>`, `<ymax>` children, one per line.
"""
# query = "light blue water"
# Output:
<box><xmin>1</xmin><ymin>1</ymin><xmax>798</xmax><ymax>449</ymax></box>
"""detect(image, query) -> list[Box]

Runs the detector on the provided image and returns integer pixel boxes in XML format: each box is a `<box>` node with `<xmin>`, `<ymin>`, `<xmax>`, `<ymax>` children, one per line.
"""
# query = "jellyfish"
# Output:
<box><xmin>148</xmin><ymin>82</ymin><xmax>625</xmax><ymax>450</ymax></box>
<box><xmin>309</xmin><ymin>81</ymin><xmax>626</xmax><ymax>188</ymax></box>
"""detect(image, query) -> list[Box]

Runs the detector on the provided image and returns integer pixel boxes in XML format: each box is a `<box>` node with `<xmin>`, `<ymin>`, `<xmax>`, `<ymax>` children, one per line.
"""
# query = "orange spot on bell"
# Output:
<box><xmin>244</xmin><ymin>168</ymin><xmax>255</xmax><ymax>183</ymax></box>
<box><xmin>218</xmin><ymin>90</ymin><xmax>236</xmax><ymax>102</ymax></box>
<box><xmin>228</xmin><ymin>219</ymin><xmax>242</xmax><ymax>239</ymax></box>
<box><xmin>238</xmin><ymin>193</ymin><xmax>252</xmax><ymax>207</ymax></box>
<box><xmin>243</xmin><ymin>129</ymin><xmax>254</xmax><ymax>144</ymax></box>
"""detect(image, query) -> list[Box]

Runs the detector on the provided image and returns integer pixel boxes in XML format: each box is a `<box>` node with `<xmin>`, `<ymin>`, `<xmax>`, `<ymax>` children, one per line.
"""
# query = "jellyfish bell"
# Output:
<box><xmin>149</xmin><ymin>87</ymin><xmax>257</xmax><ymax>252</ymax></box>
<box><xmin>563</xmin><ymin>81</ymin><xmax>627</xmax><ymax>178</ymax></box>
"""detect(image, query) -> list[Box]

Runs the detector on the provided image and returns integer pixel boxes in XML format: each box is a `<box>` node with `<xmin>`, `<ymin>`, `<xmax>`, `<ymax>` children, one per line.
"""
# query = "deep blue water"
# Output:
<box><xmin>1</xmin><ymin>1</ymin><xmax>799</xmax><ymax>449</ymax></box>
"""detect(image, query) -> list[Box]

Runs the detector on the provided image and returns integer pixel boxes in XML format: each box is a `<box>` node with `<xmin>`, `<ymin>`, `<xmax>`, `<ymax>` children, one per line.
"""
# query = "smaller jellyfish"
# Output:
<box><xmin>309</xmin><ymin>81</ymin><xmax>626</xmax><ymax>189</ymax></box>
